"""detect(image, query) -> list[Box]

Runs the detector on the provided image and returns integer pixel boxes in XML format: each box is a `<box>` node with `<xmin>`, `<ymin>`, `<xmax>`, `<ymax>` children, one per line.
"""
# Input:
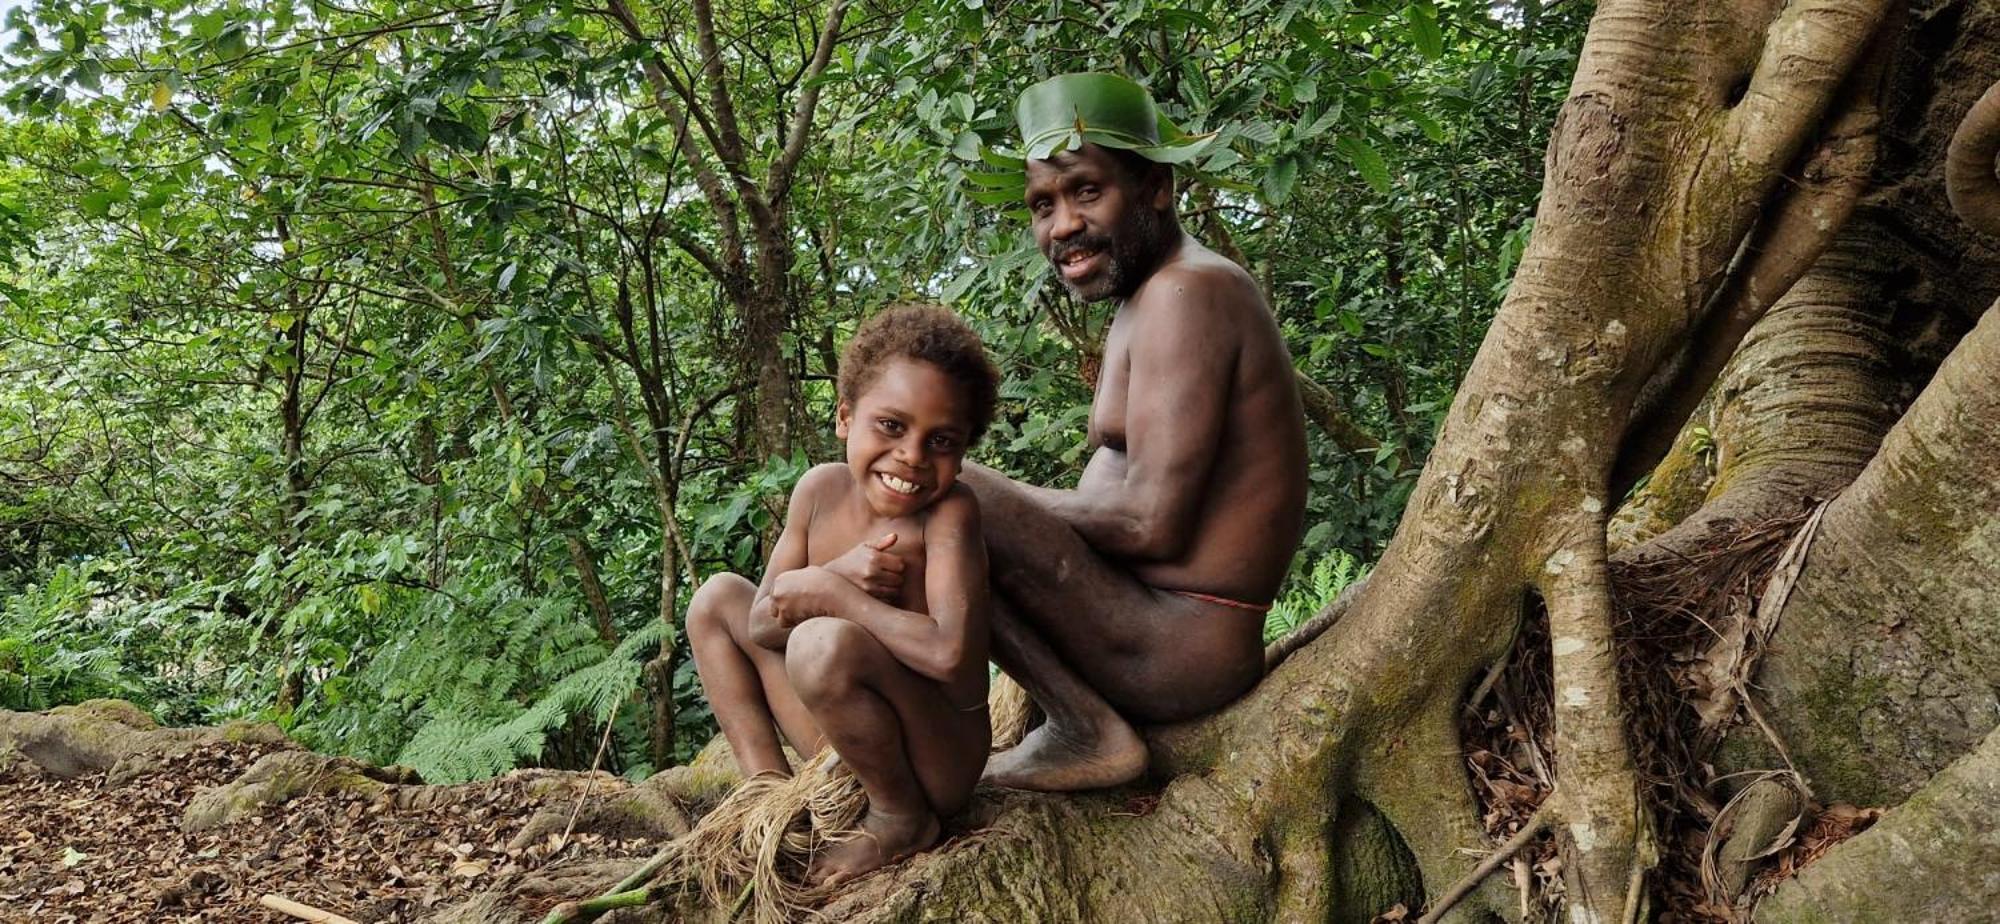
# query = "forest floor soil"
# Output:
<box><xmin>0</xmin><ymin>742</ymin><xmax>654</xmax><ymax>923</ymax></box>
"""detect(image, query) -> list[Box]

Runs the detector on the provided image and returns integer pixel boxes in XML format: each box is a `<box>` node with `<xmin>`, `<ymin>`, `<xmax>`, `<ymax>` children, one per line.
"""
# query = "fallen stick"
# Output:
<box><xmin>609</xmin><ymin>843</ymin><xmax>680</xmax><ymax>894</ymax></box>
<box><xmin>258</xmin><ymin>894</ymin><xmax>361</xmax><ymax>924</ymax></box>
<box><xmin>539</xmin><ymin>841</ymin><xmax>686</xmax><ymax>924</ymax></box>
<box><xmin>540</xmin><ymin>886</ymin><xmax>657</xmax><ymax>924</ymax></box>
<box><xmin>1416</xmin><ymin>807</ymin><xmax>1551</xmax><ymax>924</ymax></box>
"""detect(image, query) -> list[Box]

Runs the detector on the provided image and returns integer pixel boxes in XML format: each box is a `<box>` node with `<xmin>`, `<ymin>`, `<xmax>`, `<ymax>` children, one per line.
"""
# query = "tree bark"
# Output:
<box><xmin>1753</xmin><ymin>725</ymin><xmax>2000</xmax><ymax>921</ymax></box>
<box><xmin>272</xmin><ymin>213</ymin><xmax>315</xmax><ymax>715</ymax></box>
<box><xmin>1722</xmin><ymin>301</ymin><xmax>2000</xmax><ymax>805</ymax></box>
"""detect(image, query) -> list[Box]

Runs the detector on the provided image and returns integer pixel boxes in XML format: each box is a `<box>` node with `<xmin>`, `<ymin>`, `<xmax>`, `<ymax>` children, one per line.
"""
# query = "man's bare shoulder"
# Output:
<box><xmin>1131</xmin><ymin>241</ymin><xmax>1267</xmax><ymax>327</ymax></box>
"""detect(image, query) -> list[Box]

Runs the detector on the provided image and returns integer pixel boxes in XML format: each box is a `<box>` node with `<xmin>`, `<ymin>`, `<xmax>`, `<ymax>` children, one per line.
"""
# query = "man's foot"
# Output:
<box><xmin>980</xmin><ymin>718</ymin><xmax>1147</xmax><ymax>791</ymax></box>
<box><xmin>806</xmin><ymin>808</ymin><xmax>941</xmax><ymax>889</ymax></box>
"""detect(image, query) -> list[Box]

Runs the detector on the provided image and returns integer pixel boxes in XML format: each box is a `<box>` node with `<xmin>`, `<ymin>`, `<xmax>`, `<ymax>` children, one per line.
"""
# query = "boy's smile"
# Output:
<box><xmin>837</xmin><ymin>357</ymin><xmax>973</xmax><ymax>518</ymax></box>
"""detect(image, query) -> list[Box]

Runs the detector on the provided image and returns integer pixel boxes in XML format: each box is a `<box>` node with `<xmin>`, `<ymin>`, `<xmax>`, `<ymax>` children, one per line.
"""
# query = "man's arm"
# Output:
<box><xmin>1044</xmin><ymin>267</ymin><xmax>1240</xmax><ymax>561</ymax></box>
<box><xmin>768</xmin><ymin>488</ymin><xmax>988</xmax><ymax>685</ymax></box>
<box><xmin>747</xmin><ymin>465</ymin><xmax>838</xmax><ymax>650</ymax></box>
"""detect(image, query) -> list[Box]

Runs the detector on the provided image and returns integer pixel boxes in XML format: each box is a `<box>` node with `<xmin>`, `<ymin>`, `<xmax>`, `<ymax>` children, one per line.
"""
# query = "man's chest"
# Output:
<box><xmin>1088</xmin><ymin>322</ymin><xmax>1135</xmax><ymax>451</ymax></box>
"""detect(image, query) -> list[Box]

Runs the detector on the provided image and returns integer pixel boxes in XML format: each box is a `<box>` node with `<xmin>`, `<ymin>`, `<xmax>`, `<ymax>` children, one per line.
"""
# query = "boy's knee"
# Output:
<box><xmin>784</xmin><ymin>618</ymin><xmax>869</xmax><ymax>696</ymax></box>
<box><xmin>687</xmin><ymin>573</ymin><xmax>748</xmax><ymax>644</ymax></box>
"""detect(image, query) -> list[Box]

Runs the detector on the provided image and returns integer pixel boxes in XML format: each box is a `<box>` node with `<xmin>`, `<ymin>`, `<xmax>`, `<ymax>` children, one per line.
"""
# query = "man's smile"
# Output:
<box><xmin>1058</xmin><ymin>248</ymin><xmax>1105</xmax><ymax>280</ymax></box>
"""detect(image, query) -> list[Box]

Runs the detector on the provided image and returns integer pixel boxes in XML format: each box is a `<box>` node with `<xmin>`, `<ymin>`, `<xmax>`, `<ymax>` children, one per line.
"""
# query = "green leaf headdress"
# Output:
<box><xmin>1016</xmin><ymin>72</ymin><xmax>1216</xmax><ymax>163</ymax></box>
<box><xmin>963</xmin><ymin>72</ymin><xmax>1216</xmax><ymax>209</ymax></box>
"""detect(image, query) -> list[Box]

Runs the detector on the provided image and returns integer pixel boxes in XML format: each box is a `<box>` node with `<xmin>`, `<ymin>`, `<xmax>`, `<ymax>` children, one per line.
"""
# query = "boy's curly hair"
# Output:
<box><xmin>837</xmin><ymin>304</ymin><xmax>1000</xmax><ymax>445</ymax></box>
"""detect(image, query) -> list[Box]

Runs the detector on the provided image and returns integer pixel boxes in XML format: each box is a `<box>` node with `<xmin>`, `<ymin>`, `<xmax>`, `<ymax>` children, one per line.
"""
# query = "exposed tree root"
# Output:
<box><xmin>182</xmin><ymin>750</ymin><xmax>415</xmax><ymax>831</ymax></box>
<box><xmin>1728</xmin><ymin>304</ymin><xmax>2000</xmax><ymax>805</ymax></box>
<box><xmin>1264</xmin><ymin>577</ymin><xmax>1364</xmax><ymax>671</ymax></box>
<box><xmin>0</xmin><ymin>699</ymin><xmax>290</xmax><ymax>783</ymax></box>
<box><xmin>1946</xmin><ymin>79</ymin><xmax>2000</xmax><ymax>236</ymax></box>
<box><xmin>1753</xmin><ymin>726</ymin><xmax>2000</xmax><ymax>921</ymax></box>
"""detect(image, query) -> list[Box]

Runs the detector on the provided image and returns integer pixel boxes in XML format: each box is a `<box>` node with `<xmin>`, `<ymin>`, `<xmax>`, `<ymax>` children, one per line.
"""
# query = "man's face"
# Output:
<box><xmin>1024</xmin><ymin>143</ymin><xmax>1172</xmax><ymax>302</ymax></box>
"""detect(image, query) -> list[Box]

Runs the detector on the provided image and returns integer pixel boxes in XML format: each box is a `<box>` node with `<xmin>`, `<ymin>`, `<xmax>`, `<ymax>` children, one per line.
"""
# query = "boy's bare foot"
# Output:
<box><xmin>981</xmin><ymin>718</ymin><xmax>1147</xmax><ymax>791</ymax></box>
<box><xmin>807</xmin><ymin>808</ymin><xmax>941</xmax><ymax>888</ymax></box>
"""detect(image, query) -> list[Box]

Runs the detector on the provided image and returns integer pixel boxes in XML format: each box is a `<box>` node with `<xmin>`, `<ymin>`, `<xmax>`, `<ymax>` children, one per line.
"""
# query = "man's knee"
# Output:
<box><xmin>784</xmin><ymin>618</ymin><xmax>872</xmax><ymax>699</ymax></box>
<box><xmin>686</xmin><ymin>573</ymin><xmax>749</xmax><ymax>646</ymax></box>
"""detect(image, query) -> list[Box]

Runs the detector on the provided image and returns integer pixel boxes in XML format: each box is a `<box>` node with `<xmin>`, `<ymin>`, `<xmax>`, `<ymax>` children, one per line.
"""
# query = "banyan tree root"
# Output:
<box><xmin>1947</xmin><ymin>79</ymin><xmax>2000</xmax><ymax>237</ymax></box>
<box><xmin>548</xmin><ymin>751</ymin><xmax>867</xmax><ymax>924</ymax></box>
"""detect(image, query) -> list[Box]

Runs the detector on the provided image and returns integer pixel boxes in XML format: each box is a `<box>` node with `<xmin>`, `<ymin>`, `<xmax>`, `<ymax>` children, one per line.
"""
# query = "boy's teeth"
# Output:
<box><xmin>879</xmin><ymin>473</ymin><xmax>919</xmax><ymax>494</ymax></box>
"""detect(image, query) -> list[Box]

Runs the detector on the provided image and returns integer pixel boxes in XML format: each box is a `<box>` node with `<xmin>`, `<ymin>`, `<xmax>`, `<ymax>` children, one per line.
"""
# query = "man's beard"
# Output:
<box><xmin>1051</xmin><ymin>206</ymin><xmax>1170</xmax><ymax>303</ymax></box>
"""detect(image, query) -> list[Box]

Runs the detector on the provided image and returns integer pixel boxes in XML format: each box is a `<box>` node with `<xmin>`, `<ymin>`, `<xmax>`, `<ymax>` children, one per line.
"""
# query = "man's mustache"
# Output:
<box><xmin>1047</xmin><ymin>235</ymin><xmax>1115</xmax><ymax>264</ymax></box>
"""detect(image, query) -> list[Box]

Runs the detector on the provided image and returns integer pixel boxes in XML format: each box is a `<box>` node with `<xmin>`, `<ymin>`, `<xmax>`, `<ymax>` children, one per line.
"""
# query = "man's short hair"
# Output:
<box><xmin>837</xmin><ymin>303</ymin><xmax>1001</xmax><ymax>445</ymax></box>
<box><xmin>1103</xmin><ymin>144</ymin><xmax>1170</xmax><ymax>189</ymax></box>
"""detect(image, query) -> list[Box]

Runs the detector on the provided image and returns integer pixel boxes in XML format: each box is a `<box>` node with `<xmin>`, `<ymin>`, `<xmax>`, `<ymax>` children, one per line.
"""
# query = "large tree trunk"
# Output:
<box><xmin>396</xmin><ymin>1</ymin><xmax>2000</xmax><ymax>920</ymax></box>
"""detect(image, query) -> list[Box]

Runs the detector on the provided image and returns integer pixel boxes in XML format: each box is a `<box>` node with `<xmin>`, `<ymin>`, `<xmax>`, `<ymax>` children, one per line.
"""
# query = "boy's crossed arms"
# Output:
<box><xmin>688</xmin><ymin>305</ymin><xmax>998</xmax><ymax>887</ymax></box>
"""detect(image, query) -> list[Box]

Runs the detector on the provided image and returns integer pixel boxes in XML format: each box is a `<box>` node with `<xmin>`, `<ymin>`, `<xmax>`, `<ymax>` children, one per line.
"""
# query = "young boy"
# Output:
<box><xmin>686</xmin><ymin>304</ymin><xmax>999</xmax><ymax>886</ymax></box>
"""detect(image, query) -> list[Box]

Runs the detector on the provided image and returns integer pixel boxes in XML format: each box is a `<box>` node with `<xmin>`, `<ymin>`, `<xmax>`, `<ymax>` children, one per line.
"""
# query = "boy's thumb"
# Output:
<box><xmin>870</xmin><ymin>532</ymin><xmax>898</xmax><ymax>551</ymax></box>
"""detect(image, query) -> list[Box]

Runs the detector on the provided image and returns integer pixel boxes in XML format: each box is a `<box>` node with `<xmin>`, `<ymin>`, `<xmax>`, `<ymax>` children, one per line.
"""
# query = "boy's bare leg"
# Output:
<box><xmin>686</xmin><ymin>573</ymin><xmax>825</xmax><ymax>777</ymax></box>
<box><xmin>784</xmin><ymin>617</ymin><xmax>989</xmax><ymax>887</ymax></box>
<box><xmin>960</xmin><ymin>464</ymin><xmax>1264</xmax><ymax>791</ymax></box>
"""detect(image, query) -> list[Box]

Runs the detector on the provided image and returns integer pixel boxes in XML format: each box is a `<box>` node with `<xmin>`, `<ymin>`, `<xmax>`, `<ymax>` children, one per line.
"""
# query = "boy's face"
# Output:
<box><xmin>836</xmin><ymin>357</ymin><xmax>974</xmax><ymax>518</ymax></box>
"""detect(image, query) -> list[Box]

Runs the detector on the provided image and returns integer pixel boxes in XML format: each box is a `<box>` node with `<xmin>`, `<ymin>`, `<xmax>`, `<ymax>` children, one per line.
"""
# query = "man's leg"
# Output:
<box><xmin>785</xmin><ymin>617</ymin><xmax>989</xmax><ymax>886</ymax></box>
<box><xmin>984</xmin><ymin>596</ymin><xmax>1149</xmax><ymax>790</ymax></box>
<box><xmin>960</xmin><ymin>464</ymin><xmax>1265</xmax><ymax>790</ymax></box>
<box><xmin>685</xmin><ymin>573</ymin><xmax>825</xmax><ymax>777</ymax></box>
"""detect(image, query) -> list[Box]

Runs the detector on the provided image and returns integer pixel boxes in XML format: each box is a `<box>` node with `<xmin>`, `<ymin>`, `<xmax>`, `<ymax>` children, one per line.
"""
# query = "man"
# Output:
<box><xmin>962</xmin><ymin>73</ymin><xmax>1311</xmax><ymax>790</ymax></box>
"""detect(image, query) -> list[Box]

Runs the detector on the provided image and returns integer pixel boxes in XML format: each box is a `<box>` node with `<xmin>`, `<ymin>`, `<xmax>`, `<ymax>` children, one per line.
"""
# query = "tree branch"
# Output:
<box><xmin>1722</xmin><ymin>0</ymin><xmax>1896</xmax><ymax>186</ymax></box>
<box><xmin>1296</xmin><ymin>373</ymin><xmax>1382</xmax><ymax>454</ymax></box>
<box><xmin>600</xmin><ymin>0</ymin><xmax>747</xmax><ymax>276</ymax></box>
<box><xmin>767</xmin><ymin>0</ymin><xmax>851</xmax><ymax>206</ymax></box>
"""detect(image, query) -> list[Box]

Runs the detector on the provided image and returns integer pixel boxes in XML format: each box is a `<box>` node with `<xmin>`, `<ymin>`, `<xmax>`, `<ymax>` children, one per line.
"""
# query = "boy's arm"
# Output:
<box><xmin>747</xmin><ymin>466</ymin><xmax>834</xmax><ymax>650</ymax></box>
<box><xmin>769</xmin><ymin>488</ymin><xmax>988</xmax><ymax>685</ymax></box>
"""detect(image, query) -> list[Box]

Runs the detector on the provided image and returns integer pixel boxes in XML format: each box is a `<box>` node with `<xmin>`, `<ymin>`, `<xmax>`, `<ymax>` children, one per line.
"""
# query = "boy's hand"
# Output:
<box><xmin>770</xmin><ymin>566</ymin><xmax>844</xmax><ymax>627</ymax></box>
<box><xmin>822</xmin><ymin>533</ymin><xmax>905</xmax><ymax>601</ymax></box>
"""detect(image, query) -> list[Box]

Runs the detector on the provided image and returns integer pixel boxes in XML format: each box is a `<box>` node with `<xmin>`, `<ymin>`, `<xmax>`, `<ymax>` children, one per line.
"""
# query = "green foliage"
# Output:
<box><xmin>392</xmin><ymin>619</ymin><xmax>669</xmax><ymax>783</ymax></box>
<box><xmin>0</xmin><ymin>0</ymin><xmax>1583</xmax><ymax>779</ymax></box>
<box><xmin>0</xmin><ymin>562</ymin><xmax>137</xmax><ymax>710</ymax></box>
<box><xmin>1262</xmin><ymin>550</ymin><xmax>1370</xmax><ymax>644</ymax></box>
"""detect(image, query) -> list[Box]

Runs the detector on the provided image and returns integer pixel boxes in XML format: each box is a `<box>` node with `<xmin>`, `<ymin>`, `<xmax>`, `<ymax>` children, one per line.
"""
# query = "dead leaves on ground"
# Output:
<box><xmin>0</xmin><ymin>743</ymin><xmax>656</xmax><ymax>922</ymax></box>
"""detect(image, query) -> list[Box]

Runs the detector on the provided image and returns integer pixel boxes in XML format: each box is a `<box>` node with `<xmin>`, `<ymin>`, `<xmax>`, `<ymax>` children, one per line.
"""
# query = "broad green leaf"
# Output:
<box><xmin>951</xmin><ymin>130</ymin><xmax>981</xmax><ymax>161</ymax></box>
<box><xmin>79</xmin><ymin>190</ymin><xmax>118</xmax><ymax>218</ymax></box>
<box><xmin>1336</xmin><ymin>135</ymin><xmax>1393</xmax><ymax>194</ymax></box>
<box><xmin>1297</xmin><ymin>98</ymin><xmax>1344</xmax><ymax>140</ymax></box>
<box><xmin>963</xmin><ymin>183</ymin><xmax>1024</xmax><ymax>207</ymax></box>
<box><xmin>1237</xmin><ymin>121</ymin><xmax>1280</xmax><ymax>146</ymax></box>
<box><xmin>1407</xmin><ymin>3</ymin><xmax>1444</xmax><ymax>60</ymax></box>
<box><xmin>1262</xmin><ymin>154</ymin><xmax>1301</xmax><ymax>205</ymax></box>
<box><xmin>962</xmin><ymin>168</ymin><xmax>1020</xmax><ymax>189</ymax></box>
<box><xmin>1412</xmin><ymin>111</ymin><xmax>1446</xmax><ymax>143</ymax></box>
